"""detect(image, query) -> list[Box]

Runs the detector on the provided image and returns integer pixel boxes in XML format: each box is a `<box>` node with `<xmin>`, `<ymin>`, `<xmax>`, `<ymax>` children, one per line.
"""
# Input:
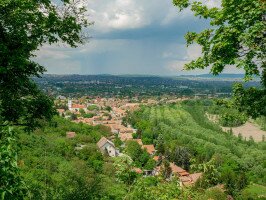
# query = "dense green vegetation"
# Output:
<box><xmin>124</xmin><ymin>141</ymin><xmax>155</xmax><ymax>170</ymax></box>
<box><xmin>206</xmin><ymin>100</ymin><xmax>248</xmax><ymax>127</ymax></box>
<box><xmin>1</xmin><ymin>101</ymin><xmax>265</xmax><ymax>199</ymax></box>
<box><xmin>1</xmin><ymin>0</ymin><xmax>264</xmax><ymax>199</ymax></box>
<box><xmin>7</xmin><ymin>114</ymin><xmax>253</xmax><ymax>199</ymax></box>
<box><xmin>16</xmin><ymin>116</ymin><xmax>129</xmax><ymax>199</ymax></box>
<box><xmin>0</xmin><ymin>0</ymin><xmax>89</xmax><ymax>130</ymax></box>
<box><xmin>0</xmin><ymin>0</ymin><xmax>90</xmax><ymax>197</ymax></box>
<box><xmin>127</xmin><ymin>101</ymin><xmax>266</xmax><ymax>197</ymax></box>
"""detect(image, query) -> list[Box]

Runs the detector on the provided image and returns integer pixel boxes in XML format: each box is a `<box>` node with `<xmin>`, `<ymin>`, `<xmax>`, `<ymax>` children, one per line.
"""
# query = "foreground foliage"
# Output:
<box><xmin>0</xmin><ymin>0</ymin><xmax>90</xmax><ymax>129</ymax></box>
<box><xmin>0</xmin><ymin>126</ymin><xmax>26</xmax><ymax>199</ymax></box>
<box><xmin>17</xmin><ymin>117</ymin><xmax>128</xmax><ymax>199</ymax></box>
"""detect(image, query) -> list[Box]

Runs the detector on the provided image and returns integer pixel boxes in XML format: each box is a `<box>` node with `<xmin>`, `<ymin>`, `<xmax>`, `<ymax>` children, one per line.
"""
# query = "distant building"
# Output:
<box><xmin>170</xmin><ymin>162</ymin><xmax>190</xmax><ymax>177</ymax></box>
<box><xmin>56</xmin><ymin>95</ymin><xmax>66</xmax><ymax>100</ymax></box>
<box><xmin>179</xmin><ymin>173</ymin><xmax>202</xmax><ymax>187</ymax></box>
<box><xmin>131</xmin><ymin>139</ymin><xmax>143</xmax><ymax>146</ymax></box>
<box><xmin>119</xmin><ymin>133</ymin><xmax>133</xmax><ymax>141</ymax></box>
<box><xmin>75</xmin><ymin>144</ymin><xmax>87</xmax><ymax>151</ymax></box>
<box><xmin>132</xmin><ymin>167</ymin><xmax>143</xmax><ymax>174</ymax></box>
<box><xmin>153</xmin><ymin>156</ymin><xmax>159</xmax><ymax>162</ymax></box>
<box><xmin>143</xmin><ymin>145</ymin><xmax>156</xmax><ymax>155</ymax></box>
<box><xmin>97</xmin><ymin>137</ymin><xmax>118</xmax><ymax>157</ymax></box>
<box><xmin>68</xmin><ymin>100</ymin><xmax>86</xmax><ymax>112</ymax></box>
<box><xmin>57</xmin><ymin>109</ymin><xmax>65</xmax><ymax>116</ymax></box>
<box><xmin>66</xmin><ymin>131</ymin><xmax>76</xmax><ymax>139</ymax></box>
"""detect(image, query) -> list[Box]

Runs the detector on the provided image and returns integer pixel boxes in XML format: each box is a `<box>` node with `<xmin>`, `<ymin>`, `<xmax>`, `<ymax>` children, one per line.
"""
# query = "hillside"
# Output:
<box><xmin>126</xmin><ymin>102</ymin><xmax>266</xmax><ymax>198</ymax></box>
<box><xmin>13</xmin><ymin>104</ymin><xmax>266</xmax><ymax>199</ymax></box>
<box><xmin>17</xmin><ymin>117</ymin><xmax>127</xmax><ymax>199</ymax></box>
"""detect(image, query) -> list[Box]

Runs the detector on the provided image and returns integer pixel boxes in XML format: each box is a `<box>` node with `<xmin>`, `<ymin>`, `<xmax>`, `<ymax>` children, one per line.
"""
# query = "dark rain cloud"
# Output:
<box><xmin>35</xmin><ymin>0</ymin><xmax>241</xmax><ymax>75</ymax></box>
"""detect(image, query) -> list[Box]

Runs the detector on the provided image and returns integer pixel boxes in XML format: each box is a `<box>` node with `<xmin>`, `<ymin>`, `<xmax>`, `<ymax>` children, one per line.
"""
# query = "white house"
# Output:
<box><xmin>56</xmin><ymin>95</ymin><xmax>66</xmax><ymax>100</ymax></box>
<box><xmin>68</xmin><ymin>100</ymin><xmax>87</xmax><ymax>112</ymax></box>
<box><xmin>97</xmin><ymin>137</ymin><xmax>119</xmax><ymax>157</ymax></box>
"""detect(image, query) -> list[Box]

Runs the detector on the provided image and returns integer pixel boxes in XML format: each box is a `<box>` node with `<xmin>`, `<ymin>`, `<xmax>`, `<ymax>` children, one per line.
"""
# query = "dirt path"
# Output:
<box><xmin>223</xmin><ymin>122</ymin><xmax>266</xmax><ymax>142</ymax></box>
<box><xmin>206</xmin><ymin>113</ymin><xmax>266</xmax><ymax>142</ymax></box>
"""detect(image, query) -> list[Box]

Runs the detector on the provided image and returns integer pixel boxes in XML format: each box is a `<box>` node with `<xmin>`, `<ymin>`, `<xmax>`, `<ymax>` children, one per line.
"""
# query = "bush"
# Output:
<box><xmin>219</xmin><ymin>111</ymin><xmax>247</xmax><ymax>127</ymax></box>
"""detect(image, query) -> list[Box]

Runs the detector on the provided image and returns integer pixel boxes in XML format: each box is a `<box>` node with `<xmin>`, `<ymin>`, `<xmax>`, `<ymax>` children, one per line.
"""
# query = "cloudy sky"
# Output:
<box><xmin>35</xmin><ymin>0</ymin><xmax>240</xmax><ymax>76</ymax></box>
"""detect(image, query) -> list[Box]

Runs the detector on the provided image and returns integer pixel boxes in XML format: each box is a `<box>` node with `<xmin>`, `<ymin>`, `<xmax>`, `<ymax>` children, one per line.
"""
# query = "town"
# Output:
<box><xmin>56</xmin><ymin>95</ymin><xmax>202</xmax><ymax>187</ymax></box>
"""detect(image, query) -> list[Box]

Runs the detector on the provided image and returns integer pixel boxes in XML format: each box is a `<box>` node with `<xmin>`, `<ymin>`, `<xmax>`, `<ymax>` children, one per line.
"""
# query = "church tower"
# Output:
<box><xmin>68</xmin><ymin>100</ymin><xmax>72</xmax><ymax>110</ymax></box>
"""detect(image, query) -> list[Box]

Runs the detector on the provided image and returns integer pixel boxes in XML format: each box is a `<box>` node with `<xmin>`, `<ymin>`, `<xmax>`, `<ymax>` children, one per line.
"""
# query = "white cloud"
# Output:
<box><xmin>87</xmin><ymin>0</ymin><xmax>148</xmax><ymax>32</ymax></box>
<box><xmin>36</xmin><ymin>0</ymin><xmax>214</xmax><ymax>75</ymax></box>
<box><xmin>86</xmin><ymin>0</ymin><xmax>195</xmax><ymax>33</ymax></box>
<box><xmin>164</xmin><ymin>44</ymin><xmax>202</xmax><ymax>73</ymax></box>
<box><xmin>35</xmin><ymin>45</ymin><xmax>71</xmax><ymax>60</ymax></box>
<box><xmin>184</xmin><ymin>44</ymin><xmax>202</xmax><ymax>60</ymax></box>
<box><xmin>165</xmin><ymin>60</ymin><xmax>211</xmax><ymax>75</ymax></box>
<box><xmin>203</xmin><ymin>0</ymin><xmax>221</xmax><ymax>8</ymax></box>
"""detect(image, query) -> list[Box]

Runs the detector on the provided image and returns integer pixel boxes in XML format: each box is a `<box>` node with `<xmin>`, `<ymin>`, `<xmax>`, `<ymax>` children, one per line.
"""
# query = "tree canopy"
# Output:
<box><xmin>0</xmin><ymin>0</ymin><xmax>90</xmax><ymax>129</ymax></box>
<box><xmin>0</xmin><ymin>0</ymin><xmax>90</xmax><ymax>197</ymax></box>
<box><xmin>173</xmin><ymin>0</ymin><xmax>266</xmax><ymax>117</ymax></box>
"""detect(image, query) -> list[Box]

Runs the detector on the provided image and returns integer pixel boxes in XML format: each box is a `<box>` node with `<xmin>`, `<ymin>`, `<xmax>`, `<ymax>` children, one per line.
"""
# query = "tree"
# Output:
<box><xmin>125</xmin><ymin>141</ymin><xmax>143</xmax><ymax>161</ymax></box>
<box><xmin>172</xmin><ymin>146</ymin><xmax>191</xmax><ymax>171</ymax></box>
<box><xmin>161</xmin><ymin>160</ymin><xmax>172</xmax><ymax>180</ymax></box>
<box><xmin>0</xmin><ymin>0</ymin><xmax>90</xmax><ymax>129</ymax></box>
<box><xmin>125</xmin><ymin>177</ymin><xmax>181</xmax><ymax>200</ymax></box>
<box><xmin>173</xmin><ymin>0</ymin><xmax>266</xmax><ymax>117</ymax></box>
<box><xmin>77</xmin><ymin>144</ymin><xmax>104</xmax><ymax>173</ymax></box>
<box><xmin>144</xmin><ymin>159</ymin><xmax>156</xmax><ymax>171</ymax></box>
<box><xmin>125</xmin><ymin>141</ymin><xmax>149</xmax><ymax>167</ymax></box>
<box><xmin>79</xmin><ymin>108</ymin><xmax>86</xmax><ymax>116</ymax></box>
<box><xmin>87</xmin><ymin>105</ymin><xmax>99</xmax><ymax>111</ymax></box>
<box><xmin>70</xmin><ymin>113</ymin><xmax>77</xmax><ymax>120</ymax></box>
<box><xmin>156</xmin><ymin>134</ymin><xmax>165</xmax><ymax>155</ymax></box>
<box><xmin>0</xmin><ymin>0</ymin><xmax>90</xmax><ymax>197</ymax></box>
<box><xmin>113</xmin><ymin>155</ymin><xmax>137</xmax><ymax>185</ymax></box>
<box><xmin>0</xmin><ymin>126</ymin><xmax>27</xmax><ymax>199</ymax></box>
<box><xmin>105</xmin><ymin>106</ymin><xmax>112</xmax><ymax>112</ymax></box>
<box><xmin>232</xmin><ymin>83</ymin><xmax>266</xmax><ymax>118</ymax></box>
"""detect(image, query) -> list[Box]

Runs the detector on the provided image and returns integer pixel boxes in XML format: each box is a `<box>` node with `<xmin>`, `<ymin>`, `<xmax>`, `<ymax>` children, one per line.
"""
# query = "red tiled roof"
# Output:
<box><xmin>57</xmin><ymin>109</ymin><xmax>65</xmax><ymax>113</ymax></box>
<box><xmin>132</xmin><ymin>167</ymin><xmax>143</xmax><ymax>174</ymax></box>
<box><xmin>71</xmin><ymin>104</ymin><xmax>86</xmax><ymax>109</ymax></box>
<box><xmin>97</xmin><ymin>137</ymin><xmax>114</xmax><ymax>149</ymax></box>
<box><xmin>66</xmin><ymin>132</ymin><xmax>76</xmax><ymax>138</ymax></box>
<box><xmin>119</xmin><ymin>133</ymin><xmax>133</xmax><ymax>141</ymax></box>
<box><xmin>170</xmin><ymin>163</ymin><xmax>189</xmax><ymax>176</ymax></box>
<box><xmin>143</xmin><ymin>145</ymin><xmax>155</xmax><ymax>155</ymax></box>
<box><xmin>131</xmin><ymin>139</ymin><xmax>143</xmax><ymax>146</ymax></box>
<box><xmin>153</xmin><ymin>156</ymin><xmax>159</xmax><ymax>161</ymax></box>
<box><xmin>180</xmin><ymin>173</ymin><xmax>203</xmax><ymax>186</ymax></box>
<box><xmin>189</xmin><ymin>173</ymin><xmax>202</xmax><ymax>183</ymax></box>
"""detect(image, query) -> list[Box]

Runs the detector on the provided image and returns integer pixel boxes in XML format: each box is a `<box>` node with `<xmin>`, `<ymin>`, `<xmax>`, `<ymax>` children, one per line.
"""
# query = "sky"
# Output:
<box><xmin>35</xmin><ymin>0</ymin><xmax>242</xmax><ymax>76</ymax></box>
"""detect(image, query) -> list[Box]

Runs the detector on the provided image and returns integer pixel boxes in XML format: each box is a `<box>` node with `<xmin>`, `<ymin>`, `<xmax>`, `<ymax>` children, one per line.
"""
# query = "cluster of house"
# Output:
<box><xmin>61</xmin><ymin>96</ymin><xmax>202</xmax><ymax>187</ymax></box>
<box><xmin>95</xmin><ymin>135</ymin><xmax>202</xmax><ymax>187</ymax></box>
<box><xmin>56</xmin><ymin>97</ymin><xmax>140</xmax><ymax>129</ymax></box>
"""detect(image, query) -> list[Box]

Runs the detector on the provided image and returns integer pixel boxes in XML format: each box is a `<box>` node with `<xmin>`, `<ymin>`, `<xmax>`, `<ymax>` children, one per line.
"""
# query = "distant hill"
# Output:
<box><xmin>42</xmin><ymin>73</ymin><xmax>252</xmax><ymax>79</ymax></box>
<box><xmin>180</xmin><ymin>74</ymin><xmax>246</xmax><ymax>79</ymax></box>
